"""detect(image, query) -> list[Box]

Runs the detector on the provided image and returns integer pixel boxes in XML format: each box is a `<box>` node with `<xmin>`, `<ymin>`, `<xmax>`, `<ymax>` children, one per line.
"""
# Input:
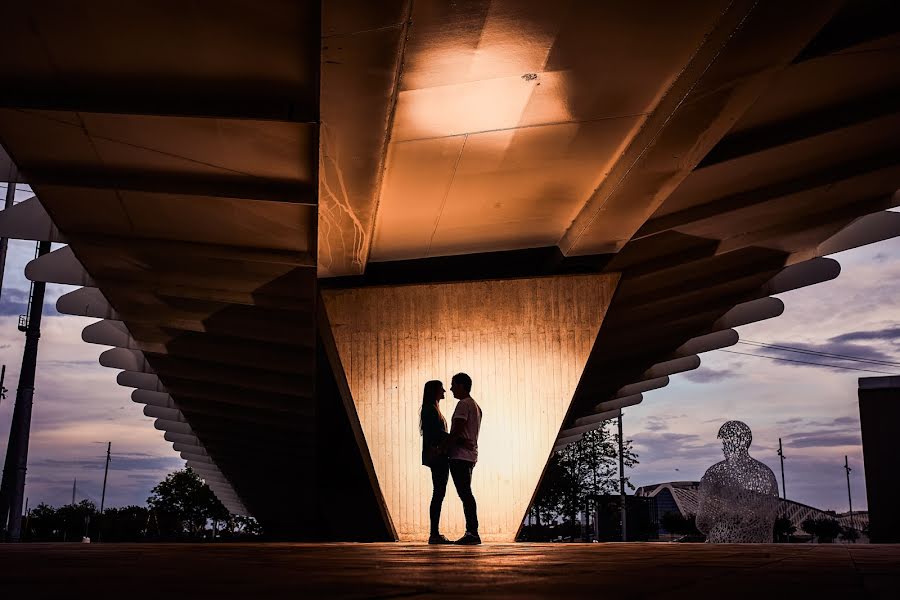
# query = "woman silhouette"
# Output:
<box><xmin>420</xmin><ymin>380</ymin><xmax>452</xmax><ymax>544</ymax></box>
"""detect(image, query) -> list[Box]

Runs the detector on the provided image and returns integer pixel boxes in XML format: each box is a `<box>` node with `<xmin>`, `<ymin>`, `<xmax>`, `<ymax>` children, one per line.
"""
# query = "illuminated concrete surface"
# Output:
<box><xmin>1</xmin><ymin>1</ymin><xmax>899</xmax><ymax>538</ymax></box>
<box><xmin>1</xmin><ymin>543</ymin><xmax>898</xmax><ymax>598</ymax></box>
<box><xmin>324</xmin><ymin>274</ymin><xmax>617</xmax><ymax>540</ymax></box>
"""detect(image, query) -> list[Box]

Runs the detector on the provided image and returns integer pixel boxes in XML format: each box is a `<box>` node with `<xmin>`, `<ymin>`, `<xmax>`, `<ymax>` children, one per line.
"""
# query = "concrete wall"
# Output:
<box><xmin>859</xmin><ymin>376</ymin><xmax>900</xmax><ymax>543</ymax></box>
<box><xmin>323</xmin><ymin>274</ymin><xmax>618</xmax><ymax>541</ymax></box>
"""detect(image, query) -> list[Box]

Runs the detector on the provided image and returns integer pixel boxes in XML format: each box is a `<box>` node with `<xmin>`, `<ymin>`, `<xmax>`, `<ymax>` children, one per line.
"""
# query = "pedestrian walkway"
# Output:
<box><xmin>0</xmin><ymin>542</ymin><xmax>896</xmax><ymax>598</ymax></box>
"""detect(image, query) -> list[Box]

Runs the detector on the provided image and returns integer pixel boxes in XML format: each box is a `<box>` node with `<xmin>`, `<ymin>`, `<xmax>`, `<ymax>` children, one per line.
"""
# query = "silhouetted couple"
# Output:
<box><xmin>420</xmin><ymin>373</ymin><xmax>482</xmax><ymax>545</ymax></box>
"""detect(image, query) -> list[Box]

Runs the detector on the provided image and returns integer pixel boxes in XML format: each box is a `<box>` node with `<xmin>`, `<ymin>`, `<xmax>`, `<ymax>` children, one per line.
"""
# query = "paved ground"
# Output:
<box><xmin>1</xmin><ymin>542</ymin><xmax>898</xmax><ymax>599</ymax></box>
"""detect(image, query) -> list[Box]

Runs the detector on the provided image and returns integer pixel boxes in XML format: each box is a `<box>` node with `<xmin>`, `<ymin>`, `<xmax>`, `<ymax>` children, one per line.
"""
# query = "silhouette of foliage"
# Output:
<box><xmin>773</xmin><ymin>516</ymin><xmax>796</xmax><ymax>542</ymax></box>
<box><xmin>525</xmin><ymin>422</ymin><xmax>637</xmax><ymax>539</ymax></box>
<box><xmin>21</xmin><ymin>467</ymin><xmax>260</xmax><ymax>542</ymax></box>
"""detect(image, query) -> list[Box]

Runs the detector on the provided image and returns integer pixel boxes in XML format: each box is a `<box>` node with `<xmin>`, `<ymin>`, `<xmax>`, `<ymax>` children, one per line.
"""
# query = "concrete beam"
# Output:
<box><xmin>817</xmin><ymin>208</ymin><xmax>900</xmax><ymax>257</ymax></box>
<box><xmin>99</xmin><ymin>348</ymin><xmax>154</xmax><ymax>373</ymax></box>
<box><xmin>558</xmin><ymin>409</ymin><xmax>623</xmax><ymax>439</ymax></box>
<box><xmin>762</xmin><ymin>257</ymin><xmax>840</xmax><ymax>296</ymax></box>
<box><xmin>713</xmin><ymin>297</ymin><xmax>784</xmax><ymax>330</ymax></box>
<box><xmin>131</xmin><ymin>389</ymin><xmax>176</xmax><ymax>409</ymax></box>
<box><xmin>153</xmin><ymin>418</ymin><xmax>193</xmax><ymax>436</ymax></box>
<box><xmin>672</xmin><ymin>329</ymin><xmax>739</xmax><ymax>358</ymax></box>
<box><xmin>117</xmin><ymin>371</ymin><xmax>167</xmax><ymax>393</ymax></box>
<box><xmin>615</xmin><ymin>378</ymin><xmax>669</xmax><ymax>400</ymax></box>
<box><xmin>0</xmin><ymin>196</ymin><xmax>66</xmax><ymax>242</ymax></box>
<box><xmin>163</xmin><ymin>432</ymin><xmax>202</xmax><ymax>447</ymax></box>
<box><xmin>56</xmin><ymin>287</ymin><xmax>120</xmax><ymax>320</ymax></box>
<box><xmin>643</xmin><ymin>355</ymin><xmax>701</xmax><ymax>380</ymax></box>
<box><xmin>592</xmin><ymin>393</ymin><xmax>645</xmax><ymax>415</ymax></box>
<box><xmin>25</xmin><ymin>245</ymin><xmax>94</xmax><ymax>285</ymax></box>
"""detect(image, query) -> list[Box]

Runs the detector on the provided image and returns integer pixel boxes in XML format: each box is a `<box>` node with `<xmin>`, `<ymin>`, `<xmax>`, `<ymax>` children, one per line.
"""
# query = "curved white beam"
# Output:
<box><xmin>763</xmin><ymin>257</ymin><xmax>840</xmax><ymax>295</ymax></box>
<box><xmin>672</xmin><ymin>329</ymin><xmax>738</xmax><ymax>357</ymax></box>
<box><xmin>592</xmin><ymin>393</ymin><xmax>645</xmax><ymax>415</ymax></box>
<box><xmin>132</xmin><ymin>389</ymin><xmax>176</xmax><ymax>409</ymax></box>
<box><xmin>153</xmin><ymin>418</ymin><xmax>193</xmax><ymax>436</ymax></box>
<box><xmin>163</xmin><ymin>431</ymin><xmax>202</xmax><ymax>447</ymax></box>
<box><xmin>100</xmin><ymin>347</ymin><xmax>155</xmax><ymax>373</ymax></box>
<box><xmin>143</xmin><ymin>404</ymin><xmax>184</xmax><ymax>422</ymax></box>
<box><xmin>118</xmin><ymin>371</ymin><xmax>167</xmax><ymax>393</ymax></box>
<box><xmin>558</xmin><ymin>408</ymin><xmax>623</xmax><ymax>440</ymax></box>
<box><xmin>57</xmin><ymin>287</ymin><xmax>120</xmax><ymax>320</ymax></box>
<box><xmin>173</xmin><ymin>443</ymin><xmax>207</xmax><ymax>456</ymax></box>
<box><xmin>82</xmin><ymin>319</ymin><xmax>137</xmax><ymax>348</ymax></box>
<box><xmin>643</xmin><ymin>355</ymin><xmax>701</xmax><ymax>379</ymax></box>
<box><xmin>25</xmin><ymin>245</ymin><xmax>94</xmax><ymax>285</ymax></box>
<box><xmin>615</xmin><ymin>377</ymin><xmax>669</xmax><ymax>400</ymax></box>
<box><xmin>180</xmin><ymin>451</ymin><xmax>214</xmax><ymax>464</ymax></box>
<box><xmin>0</xmin><ymin>196</ymin><xmax>66</xmax><ymax>242</ymax></box>
<box><xmin>713</xmin><ymin>297</ymin><xmax>784</xmax><ymax>330</ymax></box>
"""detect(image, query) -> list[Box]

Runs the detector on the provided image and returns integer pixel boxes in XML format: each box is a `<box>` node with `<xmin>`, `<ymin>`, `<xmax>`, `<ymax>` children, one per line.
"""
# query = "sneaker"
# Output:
<box><xmin>455</xmin><ymin>532</ymin><xmax>481</xmax><ymax>545</ymax></box>
<box><xmin>428</xmin><ymin>534</ymin><xmax>453</xmax><ymax>545</ymax></box>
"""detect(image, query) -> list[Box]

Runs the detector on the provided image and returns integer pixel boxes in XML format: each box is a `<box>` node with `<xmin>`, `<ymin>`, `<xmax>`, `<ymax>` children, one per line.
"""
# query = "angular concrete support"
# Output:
<box><xmin>818</xmin><ymin>209</ymin><xmax>900</xmax><ymax>257</ymax></box>
<box><xmin>323</xmin><ymin>273</ymin><xmax>619</xmax><ymax>541</ymax></box>
<box><xmin>57</xmin><ymin>287</ymin><xmax>120</xmax><ymax>320</ymax></box>
<box><xmin>0</xmin><ymin>195</ymin><xmax>66</xmax><ymax>242</ymax></box>
<box><xmin>24</xmin><ymin>245</ymin><xmax>94</xmax><ymax>285</ymax></box>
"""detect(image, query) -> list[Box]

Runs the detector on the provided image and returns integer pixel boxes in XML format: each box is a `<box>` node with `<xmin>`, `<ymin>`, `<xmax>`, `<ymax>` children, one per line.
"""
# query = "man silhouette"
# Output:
<box><xmin>444</xmin><ymin>372</ymin><xmax>482</xmax><ymax>545</ymax></box>
<box><xmin>696</xmin><ymin>420</ymin><xmax>779</xmax><ymax>543</ymax></box>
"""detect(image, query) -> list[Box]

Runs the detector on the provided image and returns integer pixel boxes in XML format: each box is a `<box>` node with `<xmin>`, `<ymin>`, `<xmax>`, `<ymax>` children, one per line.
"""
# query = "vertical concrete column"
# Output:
<box><xmin>858</xmin><ymin>376</ymin><xmax>900</xmax><ymax>543</ymax></box>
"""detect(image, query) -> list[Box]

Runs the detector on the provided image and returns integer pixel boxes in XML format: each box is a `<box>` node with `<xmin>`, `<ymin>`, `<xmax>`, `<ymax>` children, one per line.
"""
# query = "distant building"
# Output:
<box><xmin>636</xmin><ymin>482</ymin><xmax>868</xmax><ymax>536</ymax></box>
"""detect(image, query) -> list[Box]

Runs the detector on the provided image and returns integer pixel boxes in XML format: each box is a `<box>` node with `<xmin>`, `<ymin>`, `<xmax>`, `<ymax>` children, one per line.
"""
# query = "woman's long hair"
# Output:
<box><xmin>419</xmin><ymin>380</ymin><xmax>445</xmax><ymax>435</ymax></box>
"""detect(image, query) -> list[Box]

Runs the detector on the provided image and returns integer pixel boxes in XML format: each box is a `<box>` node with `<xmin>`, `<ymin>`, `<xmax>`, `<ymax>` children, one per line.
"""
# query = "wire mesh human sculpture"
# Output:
<box><xmin>696</xmin><ymin>421</ymin><xmax>779</xmax><ymax>543</ymax></box>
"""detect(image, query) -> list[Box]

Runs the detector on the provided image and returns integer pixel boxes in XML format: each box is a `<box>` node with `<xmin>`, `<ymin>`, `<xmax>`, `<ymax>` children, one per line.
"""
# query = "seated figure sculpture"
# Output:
<box><xmin>696</xmin><ymin>421</ymin><xmax>779</xmax><ymax>543</ymax></box>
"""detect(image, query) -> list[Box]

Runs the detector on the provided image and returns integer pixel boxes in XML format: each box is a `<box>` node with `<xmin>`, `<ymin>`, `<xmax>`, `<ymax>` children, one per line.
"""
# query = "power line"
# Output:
<box><xmin>719</xmin><ymin>349</ymin><xmax>900</xmax><ymax>375</ymax></box>
<box><xmin>739</xmin><ymin>339</ymin><xmax>900</xmax><ymax>368</ymax></box>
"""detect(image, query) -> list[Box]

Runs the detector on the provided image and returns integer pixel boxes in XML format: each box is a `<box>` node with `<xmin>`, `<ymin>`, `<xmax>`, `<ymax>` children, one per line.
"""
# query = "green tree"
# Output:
<box><xmin>147</xmin><ymin>467</ymin><xmax>228</xmax><ymax>538</ymax></box>
<box><xmin>99</xmin><ymin>505</ymin><xmax>149</xmax><ymax>541</ymax></box>
<box><xmin>773</xmin><ymin>516</ymin><xmax>796</xmax><ymax>542</ymax></box>
<box><xmin>801</xmin><ymin>517</ymin><xmax>818</xmax><ymax>539</ymax></box>
<box><xmin>840</xmin><ymin>526</ymin><xmax>859</xmax><ymax>543</ymax></box>
<box><xmin>525</xmin><ymin>421</ymin><xmax>638</xmax><ymax>540</ymax></box>
<box><xmin>815</xmin><ymin>518</ymin><xmax>841</xmax><ymax>543</ymax></box>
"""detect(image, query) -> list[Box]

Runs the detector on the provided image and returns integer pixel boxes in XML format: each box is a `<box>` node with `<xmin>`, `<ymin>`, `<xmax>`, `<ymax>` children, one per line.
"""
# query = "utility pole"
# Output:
<box><xmin>0</xmin><ymin>240</ymin><xmax>52</xmax><ymax>541</ymax></box>
<box><xmin>0</xmin><ymin>364</ymin><xmax>7</xmax><ymax>407</ymax></box>
<box><xmin>844</xmin><ymin>455</ymin><xmax>854</xmax><ymax>532</ymax></box>
<box><xmin>777</xmin><ymin>438</ymin><xmax>787</xmax><ymax>500</ymax></box>
<box><xmin>72</xmin><ymin>478</ymin><xmax>76</xmax><ymax>506</ymax></box>
<box><xmin>618</xmin><ymin>412</ymin><xmax>627</xmax><ymax>542</ymax></box>
<box><xmin>100</xmin><ymin>443</ymin><xmax>111</xmax><ymax>513</ymax></box>
<box><xmin>0</xmin><ymin>168</ymin><xmax>18</xmax><ymax>294</ymax></box>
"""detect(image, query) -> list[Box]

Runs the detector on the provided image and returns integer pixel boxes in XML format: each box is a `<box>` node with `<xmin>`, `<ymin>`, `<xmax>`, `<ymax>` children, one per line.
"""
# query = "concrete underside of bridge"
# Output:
<box><xmin>0</xmin><ymin>1</ymin><xmax>898</xmax><ymax>539</ymax></box>
<box><xmin>1</xmin><ymin>543</ymin><xmax>899</xmax><ymax>599</ymax></box>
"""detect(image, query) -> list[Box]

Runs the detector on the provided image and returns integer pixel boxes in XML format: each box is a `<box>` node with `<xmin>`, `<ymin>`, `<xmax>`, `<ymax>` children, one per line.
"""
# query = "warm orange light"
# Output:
<box><xmin>323</xmin><ymin>274</ymin><xmax>618</xmax><ymax>541</ymax></box>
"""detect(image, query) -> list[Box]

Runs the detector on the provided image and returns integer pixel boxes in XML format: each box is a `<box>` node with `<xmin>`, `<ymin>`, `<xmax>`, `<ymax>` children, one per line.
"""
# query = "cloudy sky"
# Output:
<box><xmin>0</xmin><ymin>182</ymin><xmax>897</xmax><ymax>513</ymax></box>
